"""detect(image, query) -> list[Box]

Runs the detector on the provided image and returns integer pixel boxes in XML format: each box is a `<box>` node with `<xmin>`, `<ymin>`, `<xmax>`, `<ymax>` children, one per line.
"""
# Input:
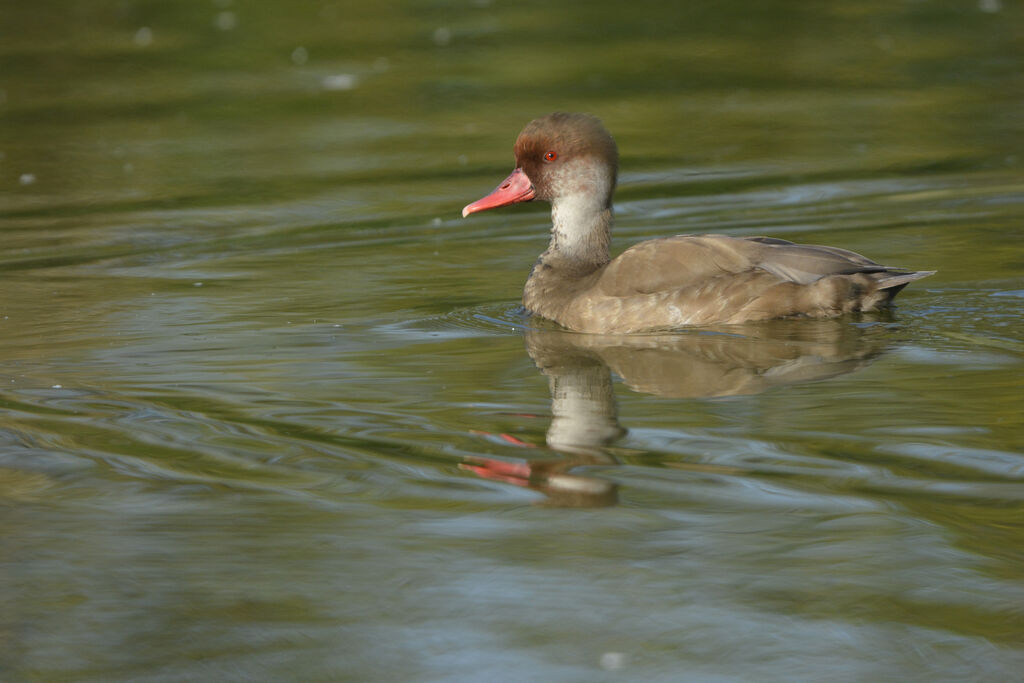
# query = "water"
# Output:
<box><xmin>2</xmin><ymin>1</ymin><xmax>1023</xmax><ymax>680</ymax></box>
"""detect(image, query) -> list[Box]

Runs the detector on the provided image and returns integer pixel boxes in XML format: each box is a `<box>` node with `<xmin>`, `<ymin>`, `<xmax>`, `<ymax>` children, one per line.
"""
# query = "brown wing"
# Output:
<box><xmin>596</xmin><ymin>234</ymin><xmax>906</xmax><ymax>297</ymax></box>
<box><xmin>596</xmin><ymin>235</ymin><xmax>760</xmax><ymax>296</ymax></box>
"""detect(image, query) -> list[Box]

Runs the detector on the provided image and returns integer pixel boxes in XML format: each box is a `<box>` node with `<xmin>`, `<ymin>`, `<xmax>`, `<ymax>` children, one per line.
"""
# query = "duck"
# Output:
<box><xmin>462</xmin><ymin>112</ymin><xmax>935</xmax><ymax>334</ymax></box>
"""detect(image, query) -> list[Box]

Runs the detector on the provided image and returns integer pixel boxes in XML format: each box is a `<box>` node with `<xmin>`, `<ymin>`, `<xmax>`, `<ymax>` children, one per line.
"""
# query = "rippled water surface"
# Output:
<box><xmin>2</xmin><ymin>1</ymin><xmax>1023</xmax><ymax>680</ymax></box>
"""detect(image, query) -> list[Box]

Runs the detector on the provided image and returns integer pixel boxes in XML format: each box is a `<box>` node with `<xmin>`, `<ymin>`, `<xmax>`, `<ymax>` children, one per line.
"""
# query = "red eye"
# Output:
<box><xmin>543</xmin><ymin>151</ymin><xmax>558</xmax><ymax>162</ymax></box>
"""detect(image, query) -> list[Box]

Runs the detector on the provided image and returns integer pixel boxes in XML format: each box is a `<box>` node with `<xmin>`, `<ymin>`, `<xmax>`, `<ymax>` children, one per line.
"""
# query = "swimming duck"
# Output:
<box><xmin>462</xmin><ymin>112</ymin><xmax>934</xmax><ymax>334</ymax></box>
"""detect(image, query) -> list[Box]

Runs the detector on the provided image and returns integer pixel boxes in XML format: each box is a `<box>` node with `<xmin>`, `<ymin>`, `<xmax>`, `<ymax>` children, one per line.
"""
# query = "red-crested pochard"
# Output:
<box><xmin>462</xmin><ymin>112</ymin><xmax>935</xmax><ymax>334</ymax></box>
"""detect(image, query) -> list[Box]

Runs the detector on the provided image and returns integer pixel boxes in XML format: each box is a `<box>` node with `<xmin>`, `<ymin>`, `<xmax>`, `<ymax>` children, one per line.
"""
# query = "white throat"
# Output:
<box><xmin>547</xmin><ymin>159</ymin><xmax>613</xmax><ymax>264</ymax></box>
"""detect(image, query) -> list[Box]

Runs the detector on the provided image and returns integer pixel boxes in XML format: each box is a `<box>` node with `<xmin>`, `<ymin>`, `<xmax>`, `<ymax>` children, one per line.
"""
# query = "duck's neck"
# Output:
<box><xmin>540</xmin><ymin>194</ymin><xmax>613</xmax><ymax>273</ymax></box>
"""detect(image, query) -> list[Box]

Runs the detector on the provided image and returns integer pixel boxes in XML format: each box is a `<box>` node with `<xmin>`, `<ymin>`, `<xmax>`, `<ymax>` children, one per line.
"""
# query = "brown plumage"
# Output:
<box><xmin>462</xmin><ymin>112</ymin><xmax>935</xmax><ymax>334</ymax></box>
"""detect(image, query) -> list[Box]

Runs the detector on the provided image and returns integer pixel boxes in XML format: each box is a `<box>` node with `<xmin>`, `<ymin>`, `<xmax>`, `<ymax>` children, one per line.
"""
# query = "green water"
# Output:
<box><xmin>2</xmin><ymin>1</ymin><xmax>1023</xmax><ymax>680</ymax></box>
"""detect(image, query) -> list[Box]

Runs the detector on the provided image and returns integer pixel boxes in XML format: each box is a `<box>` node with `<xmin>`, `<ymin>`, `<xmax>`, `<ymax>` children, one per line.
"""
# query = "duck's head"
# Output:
<box><xmin>462</xmin><ymin>113</ymin><xmax>619</xmax><ymax>218</ymax></box>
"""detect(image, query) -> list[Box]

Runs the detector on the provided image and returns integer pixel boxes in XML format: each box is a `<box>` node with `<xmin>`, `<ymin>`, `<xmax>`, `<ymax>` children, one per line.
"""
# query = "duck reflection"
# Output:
<box><xmin>463</xmin><ymin>319</ymin><xmax>892</xmax><ymax>506</ymax></box>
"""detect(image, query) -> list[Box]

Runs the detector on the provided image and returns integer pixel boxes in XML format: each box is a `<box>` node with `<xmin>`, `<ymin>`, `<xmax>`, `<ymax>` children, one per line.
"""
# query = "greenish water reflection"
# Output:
<box><xmin>2</xmin><ymin>1</ymin><xmax>1023</xmax><ymax>681</ymax></box>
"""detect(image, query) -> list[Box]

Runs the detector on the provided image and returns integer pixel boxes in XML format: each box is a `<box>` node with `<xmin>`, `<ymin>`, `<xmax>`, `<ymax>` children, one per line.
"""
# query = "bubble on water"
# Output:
<box><xmin>322</xmin><ymin>74</ymin><xmax>357</xmax><ymax>91</ymax></box>
<box><xmin>432</xmin><ymin>27</ymin><xmax>452</xmax><ymax>46</ymax></box>
<box><xmin>214</xmin><ymin>11</ymin><xmax>237</xmax><ymax>31</ymax></box>
<box><xmin>291</xmin><ymin>46</ymin><xmax>309</xmax><ymax>65</ymax></box>
<box><xmin>979</xmin><ymin>0</ymin><xmax>1002</xmax><ymax>12</ymax></box>
<box><xmin>52</xmin><ymin>384</ymin><xmax>63</xmax><ymax>389</ymax></box>
<box><xmin>193</xmin><ymin>282</ymin><xmax>204</xmax><ymax>287</ymax></box>
<box><xmin>599</xmin><ymin>652</ymin><xmax>627</xmax><ymax>671</ymax></box>
<box><xmin>133</xmin><ymin>27</ymin><xmax>153</xmax><ymax>47</ymax></box>
<box><xmin>19</xmin><ymin>173</ymin><xmax>36</xmax><ymax>186</ymax></box>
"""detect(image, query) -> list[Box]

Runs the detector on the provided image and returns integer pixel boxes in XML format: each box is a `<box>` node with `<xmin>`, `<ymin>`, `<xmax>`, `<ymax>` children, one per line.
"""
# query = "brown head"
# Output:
<box><xmin>462</xmin><ymin>113</ymin><xmax>619</xmax><ymax>217</ymax></box>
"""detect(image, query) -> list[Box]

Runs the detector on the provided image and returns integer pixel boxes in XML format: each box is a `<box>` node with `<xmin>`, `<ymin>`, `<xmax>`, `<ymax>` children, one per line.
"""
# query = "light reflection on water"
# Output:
<box><xmin>2</xmin><ymin>0</ymin><xmax>1024</xmax><ymax>680</ymax></box>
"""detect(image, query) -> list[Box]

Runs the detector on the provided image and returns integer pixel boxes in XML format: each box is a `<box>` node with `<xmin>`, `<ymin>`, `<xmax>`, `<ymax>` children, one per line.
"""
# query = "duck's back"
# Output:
<box><xmin>554</xmin><ymin>234</ymin><xmax>935</xmax><ymax>333</ymax></box>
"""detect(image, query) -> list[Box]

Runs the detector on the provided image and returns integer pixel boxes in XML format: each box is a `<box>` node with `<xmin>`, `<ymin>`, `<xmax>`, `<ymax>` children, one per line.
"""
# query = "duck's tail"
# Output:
<box><xmin>874</xmin><ymin>269</ymin><xmax>937</xmax><ymax>298</ymax></box>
